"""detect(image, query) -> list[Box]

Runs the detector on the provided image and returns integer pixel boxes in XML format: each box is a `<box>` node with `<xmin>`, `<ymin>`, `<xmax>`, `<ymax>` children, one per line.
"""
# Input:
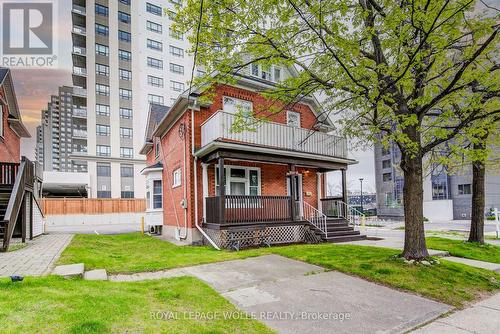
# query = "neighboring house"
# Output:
<box><xmin>0</xmin><ymin>68</ymin><xmax>44</xmax><ymax>252</ymax></box>
<box><xmin>140</xmin><ymin>68</ymin><xmax>364</xmax><ymax>249</ymax></box>
<box><xmin>374</xmin><ymin>142</ymin><xmax>500</xmax><ymax>221</ymax></box>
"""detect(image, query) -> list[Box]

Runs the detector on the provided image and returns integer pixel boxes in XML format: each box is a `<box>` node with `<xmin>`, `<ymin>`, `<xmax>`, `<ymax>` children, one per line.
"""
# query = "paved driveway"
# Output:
<box><xmin>0</xmin><ymin>234</ymin><xmax>73</xmax><ymax>277</ymax></box>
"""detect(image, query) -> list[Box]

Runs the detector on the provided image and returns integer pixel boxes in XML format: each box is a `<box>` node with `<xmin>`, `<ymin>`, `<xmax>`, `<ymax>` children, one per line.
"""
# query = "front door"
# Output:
<box><xmin>287</xmin><ymin>174</ymin><xmax>303</xmax><ymax>220</ymax></box>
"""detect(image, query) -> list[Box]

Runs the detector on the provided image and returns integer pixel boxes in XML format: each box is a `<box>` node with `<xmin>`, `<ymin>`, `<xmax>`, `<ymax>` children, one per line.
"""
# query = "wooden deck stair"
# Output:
<box><xmin>312</xmin><ymin>218</ymin><xmax>367</xmax><ymax>243</ymax></box>
<box><xmin>0</xmin><ymin>188</ymin><xmax>12</xmax><ymax>247</ymax></box>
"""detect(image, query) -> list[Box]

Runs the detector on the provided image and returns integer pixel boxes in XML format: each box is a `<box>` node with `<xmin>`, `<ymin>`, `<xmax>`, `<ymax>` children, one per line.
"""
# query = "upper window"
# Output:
<box><xmin>96</xmin><ymin>124</ymin><xmax>110</xmax><ymax>136</ymax></box>
<box><xmin>120</xmin><ymin>88</ymin><xmax>132</xmax><ymax>100</ymax></box>
<box><xmin>96</xmin><ymin>63</ymin><xmax>109</xmax><ymax>76</ymax></box>
<box><xmin>95</xmin><ymin>4</ymin><xmax>108</xmax><ymax>17</ymax></box>
<box><xmin>169</xmin><ymin>45</ymin><xmax>184</xmax><ymax>57</ymax></box>
<box><xmin>147</xmin><ymin>21</ymin><xmax>162</xmax><ymax>34</ymax></box>
<box><xmin>96</xmin><ymin>84</ymin><xmax>110</xmax><ymax>96</ymax></box>
<box><xmin>172</xmin><ymin>169</ymin><xmax>181</xmax><ymax>188</ymax></box>
<box><xmin>97</xmin><ymin>163</ymin><xmax>111</xmax><ymax>177</ymax></box>
<box><xmin>120</xmin><ymin>108</ymin><xmax>133</xmax><ymax>119</ymax></box>
<box><xmin>170</xmin><ymin>80</ymin><xmax>184</xmax><ymax>92</ymax></box>
<box><xmin>148</xmin><ymin>75</ymin><xmax>164</xmax><ymax>88</ymax></box>
<box><xmin>153</xmin><ymin>180</ymin><xmax>163</xmax><ymax>209</ymax></box>
<box><xmin>169</xmin><ymin>28</ymin><xmax>183</xmax><ymax>40</ymax></box>
<box><xmin>120</xmin><ymin>147</ymin><xmax>133</xmax><ymax>158</ymax></box>
<box><xmin>119</xmin><ymin>49</ymin><xmax>132</xmax><ymax>61</ymax></box>
<box><xmin>119</xmin><ymin>68</ymin><xmax>132</xmax><ymax>81</ymax></box>
<box><xmin>155</xmin><ymin>139</ymin><xmax>160</xmax><ymax>158</ymax></box>
<box><xmin>147</xmin><ymin>39</ymin><xmax>163</xmax><ymax>51</ymax></box>
<box><xmin>286</xmin><ymin>111</ymin><xmax>301</xmax><ymax>128</ymax></box>
<box><xmin>148</xmin><ymin>57</ymin><xmax>163</xmax><ymax>69</ymax></box>
<box><xmin>382</xmin><ymin>173</ymin><xmax>392</xmax><ymax>182</ymax></box>
<box><xmin>119</xmin><ymin>0</ymin><xmax>131</xmax><ymax>5</ymax></box>
<box><xmin>169</xmin><ymin>63</ymin><xmax>184</xmax><ymax>74</ymax></box>
<box><xmin>121</xmin><ymin>165</ymin><xmax>134</xmax><ymax>177</ymax></box>
<box><xmin>118</xmin><ymin>11</ymin><xmax>131</xmax><ymax>24</ymax></box>
<box><xmin>97</xmin><ymin>145</ymin><xmax>111</xmax><ymax>157</ymax></box>
<box><xmin>146</xmin><ymin>2</ymin><xmax>162</xmax><ymax>16</ymax></box>
<box><xmin>222</xmin><ymin>96</ymin><xmax>253</xmax><ymax>117</ymax></box>
<box><xmin>120</xmin><ymin>127</ymin><xmax>133</xmax><ymax>139</ymax></box>
<box><xmin>250</xmin><ymin>64</ymin><xmax>282</xmax><ymax>82</ymax></box>
<box><xmin>96</xmin><ymin>104</ymin><xmax>110</xmax><ymax>116</ymax></box>
<box><xmin>95</xmin><ymin>24</ymin><xmax>109</xmax><ymax>36</ymax></box>
<box><xmin>148</xmin><ymin>94</ymin><xmax>164</xmax><ymax>105</ymax></box>
<box><xmin>458</xmin><ymin>184</ymin><xmax>472</xmax><ymax>195</ymax></box>
<box><xmin>95</xmin><ymin>44</ymin><xmax>109</xmax><ymax>56</ymax></box>
<box><xmin>119</xmin><ymin>30</ymin><xmax>131</xmax><ymax>43</ymax></box>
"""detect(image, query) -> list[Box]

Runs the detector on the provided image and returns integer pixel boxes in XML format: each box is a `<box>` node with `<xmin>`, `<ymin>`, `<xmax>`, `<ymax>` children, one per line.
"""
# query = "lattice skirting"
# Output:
<box><xmin>202</xmin><ymin>224</ymin><xmax>321</xmax><ymax>249</ymax></box>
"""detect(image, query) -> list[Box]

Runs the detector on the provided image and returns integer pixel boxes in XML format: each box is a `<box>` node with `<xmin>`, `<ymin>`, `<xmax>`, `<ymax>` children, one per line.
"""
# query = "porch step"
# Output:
<box><xmin>324</xmin><ymin>234</ymin><xmax>367</xmax><ymax>243</ymax></box>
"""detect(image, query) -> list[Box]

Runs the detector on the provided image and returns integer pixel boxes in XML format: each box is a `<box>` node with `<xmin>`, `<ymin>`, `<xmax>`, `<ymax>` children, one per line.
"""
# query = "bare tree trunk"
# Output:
<box><xmin>401</xmin><ymin>154</ymin><xmax>429</xmax><ymax>259</ymax></box>
<box><xmin>468</xmin><ymin>139</ymin><xmax>486</xmax><ymax>244</ymax></box>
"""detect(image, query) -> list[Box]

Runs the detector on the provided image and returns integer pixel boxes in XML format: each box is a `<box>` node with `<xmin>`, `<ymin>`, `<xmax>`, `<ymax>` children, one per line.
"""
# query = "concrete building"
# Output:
<box><xmin>71</xmin><ymin>0</ymin><xmax>193</xmax><ymax>198</ymax></box>
<box><xmin>374</xmin><ymin>142</ymin><xmax>500</xmax><ymax>221</ymax></box>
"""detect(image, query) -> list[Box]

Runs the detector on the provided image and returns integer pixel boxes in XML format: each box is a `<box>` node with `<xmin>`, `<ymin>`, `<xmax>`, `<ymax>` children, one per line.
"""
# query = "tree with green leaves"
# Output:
<box><xmin>177</xmin><ymin>0</ymin><xmax>499</xmax><ymax>259</ymax></box>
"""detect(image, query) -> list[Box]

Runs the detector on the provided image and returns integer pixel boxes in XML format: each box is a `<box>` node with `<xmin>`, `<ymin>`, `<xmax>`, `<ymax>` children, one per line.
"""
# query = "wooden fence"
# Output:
<box><xmin>41</xmin><ymin>198</ymin><xmax>146</xmax><ymax>215</ymax></box>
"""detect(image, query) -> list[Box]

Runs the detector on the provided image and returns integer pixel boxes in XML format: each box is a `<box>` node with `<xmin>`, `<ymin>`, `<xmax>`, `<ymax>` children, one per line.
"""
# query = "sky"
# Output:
<box><xmin>11</xmin><ymin>0</ymin><xmax>497</xmax><ymax>195</ymax></box>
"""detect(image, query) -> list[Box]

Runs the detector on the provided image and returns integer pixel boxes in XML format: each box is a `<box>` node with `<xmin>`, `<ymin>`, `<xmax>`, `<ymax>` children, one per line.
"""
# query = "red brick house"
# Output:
<box><xmin>0</xmin><ymin>68</ymin><xmax>43</xmax><ymax>252</ymax></box>
<box><xmin>140</xmin><ymin>68</ymin><xmax>364</xmax><ymax>249</ymax></box>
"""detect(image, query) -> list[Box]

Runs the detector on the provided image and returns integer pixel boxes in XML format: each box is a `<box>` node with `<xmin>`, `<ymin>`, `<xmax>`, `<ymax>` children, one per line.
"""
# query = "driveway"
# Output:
<box><xmin>0</xmin><ymin>234</ymin><xmax>73</xmax><ymax>277</ymax></box>
<box><xmin>111</xmin><ymin>254</ymin><xmax>451</xmax><ymax>333</ymax></box>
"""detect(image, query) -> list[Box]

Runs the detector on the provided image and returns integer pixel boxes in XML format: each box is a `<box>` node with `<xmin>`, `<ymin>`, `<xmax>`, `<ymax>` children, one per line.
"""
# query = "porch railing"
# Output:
<box><xmin>201</xmin><ymin>111</ymin><xmax>348</xmax><ymax>159</ymax></box>
<box><xmin>205</xmin><ymin>195</ymin><xmax>293</xmax><ymax>224</ymax></box>
<box><xmin>0</xmin><ymin>162</ymin><xmax>19</xmax><ymax>186</ymax></box>
<box><xmin>321</xmin><ymin>198</ymin><xmax>364</xmax><ymax>229</ymax></box>
<box><xmin>303</xmin><ymin>201</ymin><xmax>328</xmax><ymax>238</ymax></box>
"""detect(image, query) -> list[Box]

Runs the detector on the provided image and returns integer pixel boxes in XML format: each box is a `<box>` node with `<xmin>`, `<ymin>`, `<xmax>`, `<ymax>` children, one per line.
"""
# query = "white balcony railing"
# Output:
<box><xmin>72</xmin><ymin>46</ymin><xmax>86</xmax><ymax>56</ymax></box>
<box><xmin>72</xmin><ymin>4</ymin><xmax>86</xmax><ymax>15</ymax></box>
<box><xmin>73</xmin><ymin>129</ymin><xmax>87</xmax><ymax>138</ymax></box>
<box><xmin>201</xmin><ymin>111</ymin><xmax>347</xmax><ymax>159</ymax></box>
<box><xmin>73</xmin><ymin>108</ymin><xmax>87</xmax><ymax>118</ymax></box>
<box><xmin>72</xmin><ymin>87</ymin><xmax>87</xmax><ymax>97</ymax></box>
<box><xmin>73</xmin><ymin>67</ymin><xmax>87</xmax><ymax>76</ymax></box>
<box><xmin>72</xmin><ymin>25</ymin><xmax>86</xmax><ymax>35</ymax></box>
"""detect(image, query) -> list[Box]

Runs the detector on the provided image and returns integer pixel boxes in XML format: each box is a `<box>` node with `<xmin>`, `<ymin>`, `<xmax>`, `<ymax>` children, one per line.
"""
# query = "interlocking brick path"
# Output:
<box><xmin>0</xmin><ymin>234</ymin><xmax>73</xmax><ymax>277</ymax></box>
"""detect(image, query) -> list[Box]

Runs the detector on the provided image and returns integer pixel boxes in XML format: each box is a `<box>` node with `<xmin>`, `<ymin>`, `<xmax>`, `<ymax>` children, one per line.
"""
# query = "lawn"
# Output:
<box><xmin>59</xmin><ymin>233</ymin><xmax>500</xmax><ymax>308</ymax></box>
<box><xmin>426</xmin><ymin>237</ymin><xmax>500</xmax><ymax>264</ymax></box>
<box><xmin>0</xmin><ymin>275</ymin><xmax>273</xmax><ymax>334</ymax></box>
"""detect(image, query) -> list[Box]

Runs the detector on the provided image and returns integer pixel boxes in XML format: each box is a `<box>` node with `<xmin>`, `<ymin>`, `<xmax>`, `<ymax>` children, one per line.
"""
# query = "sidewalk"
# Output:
<box><xmin>412</xmin><ymin>293</ymin><xmax>500</xmax><ymax>333</ymax></box>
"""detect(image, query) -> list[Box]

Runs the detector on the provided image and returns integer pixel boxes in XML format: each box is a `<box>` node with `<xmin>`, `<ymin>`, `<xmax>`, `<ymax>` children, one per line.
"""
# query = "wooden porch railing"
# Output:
<box><xmin>205</xmin><ymin>195</ymin><xmax>293</xmax><ymax>224</ymax></box>
<box><xmin>0</xmin><ymin>162</ymin><xmax>19</xmax><ymax>186</ymax></box>
<box><xmin>320</xmin><ymin>197</ymin><xmax>346</xmax><ymax>217</ymax></box>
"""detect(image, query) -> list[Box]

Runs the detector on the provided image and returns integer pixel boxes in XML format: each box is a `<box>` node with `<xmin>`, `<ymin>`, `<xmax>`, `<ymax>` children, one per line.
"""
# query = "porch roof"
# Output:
<box><xmin>197</xmin><ymin>143</ymin><xmax>355</xmax><ymax>171</ymax></box>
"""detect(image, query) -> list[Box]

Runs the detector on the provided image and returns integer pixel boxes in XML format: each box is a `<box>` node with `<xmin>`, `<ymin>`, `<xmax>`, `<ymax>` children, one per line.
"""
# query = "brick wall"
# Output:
<box><xmin>0</xmin><ymin>88</ymin><xmax>21</xmax><ymax>163</ymax></box>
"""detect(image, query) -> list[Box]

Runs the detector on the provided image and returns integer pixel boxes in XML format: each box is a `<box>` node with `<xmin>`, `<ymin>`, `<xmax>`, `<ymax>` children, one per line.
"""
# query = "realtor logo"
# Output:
<box><xmin>2</xmin><ymin>2</ymin><xmax>53</xmax><ymax>55</ymax></box>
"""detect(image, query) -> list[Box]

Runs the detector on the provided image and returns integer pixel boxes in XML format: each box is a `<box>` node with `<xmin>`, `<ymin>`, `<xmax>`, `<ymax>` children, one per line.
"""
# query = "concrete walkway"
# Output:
<box><xmin>444</xmin><ymin>256</ymin><xmax>500</xmax><ymax>273</ymax></box>
<box><xmin>412</xmin><ymin>293</ymin><xmax>500</xmax><ymax>334</ymax></box>
<box><xmin>0</xmin><ymin>234</ymin><xmax>73</xmax><ymax>277</ymax></box>
<box><xmin>111</xmin><ymin>254</ymin><xmax>451</xmax><ymax>333</ymax></box>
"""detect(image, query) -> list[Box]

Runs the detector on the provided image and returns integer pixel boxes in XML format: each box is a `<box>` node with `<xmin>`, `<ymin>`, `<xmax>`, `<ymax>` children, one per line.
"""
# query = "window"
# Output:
<box><xmin>147</xmin><ymin>21</ymin><xmax>162</xmax><ymax>33</ymax></box>
<box><xmin>286</xmin><ymin>111</ymin><xmax>301</xmax><ymax>127</ymax></box>
<box><xmin>120</xmin><ymin>147</ymin><xmax>133</xmax><ymax>158</ymax></box>
<box><xmin>120</xmin><ymin>127</ymin><xmax>133</xmax><ymax>139</ymax></box>
<box><xmin>458</xmin><ymin>184</ymin><xmax>472</xmax><ymax>195</ymax></box>
<box><xmin>169</xmin><ymin>63</ymin><xmax>184</xmax><ymax>74</ymax></box>
<box><xmin>381</xmin><ymin>146</ymin><xmax>391</xmax><ymax>156</ymax></box>
<box><xmin>0</xmin><ymin>107</ymin><xmax>3</xmax><ymax>137</ymax></box>
<box><xmin>96</xmin><ymin>124</ymin><xmax>110</xmax><ymax>136</ymax></box>
<box><xmin>121</xmin><ymin>165</ymin><xmax>134</xmax><ymax>177</ymax></box>
<box><xmin>147</xmin><ymin>39</ymin><xmax>163</xmax><ymax>51</ymax></box>
<box><xmin>120</xmin><ymin>108</ymin><xmax>132</xmax><ymax>119</ymax></box>
<box><xmin>119</xmin><ymin>49</ymin><xmax>132</xmax><ymax>61</ymax></box>
<box><xmin>169</xmin><ymin>45</ymin><xmax>184</xmax><ymax>57</ymax></box>
<box><xmin>118</xmin><ymin>11</ymin><xmax>131</xmax><ymax>24</ymax></box>
<box><xmin>119</xmin><ymin>0</ymin><xmax>130</xmax><ymax>5</ymax></box>
<box><xmin>222</xmin><ymin>96</ymin><xmax>253</xmax><ymax>117</ymax></box>
<box><xmin>120</xmin><ymin>88</ymin><xmax>132</xmax><ymax>100</ymax></box>
<box><xmin>155</xmin><ymin>139</ymin><xmax>160</xmax><ymax>158</ymax></box>
<box><xmin>96</xmin><ymin>84</ymin><xmax>109</xmax><ymax>96</ymax></box>
<box><xmin>148</xmin><ymin>57</ymin><xmax>163</xmax><ymax>69</ymax></box>
<box><xmin>148</xmin><ymin>75</ymin><xmax>164</xmax><ymax>87</ymax></box>
<box><xmin>170</xmin><ymin>0</ymin><xmax>182</xmax><ymax>5</ymax></box>
<box><xmin>148</xmin><ymin>94</ymin><xmax>164</xmax><ymax>105</ymax></box>
<box><xmin>251</xmin><ymin>64</ymin><xmax>259</xmax><ymax>76</ymax></box>
<box><xmin>97</xmin><ymin>163</ymin><xmax>111</xmax><ymax>177</ymax></box>
<box><xmin>95</xmin><ymin>63</ymin><xmax>109</xmax><ymax>76</ymax></box>
<box><xmin>169</xmin><ymin>28</ymin><xmax>183</xmax><ymax>40</ymax></box>
<box><xmin>170</xmin><ymin>80</ymin><xmax>184</xmax><ymax>92</ymax></box>
<box><xmin>383</xmin><ymin>173</ymin><xmax>392</xmax><ymax>182</ymax></box>
<box><xmin>215</xmin><ymin>166</ymin><xmax>261</xmax><ymax>196</ymax></box>
<box><xmin>146</xmin><ymin>2</ymin><xmax>162</xmax><ymax>16</ymax></box>
<box><xmin>250</xmin><ymin>64</ymin><xmax>282</xmax><ymax>82</ymax></box>
<box><xmin>119</xmin><ymin>30</ymin><xmax>131</xmax><ymax>43</ymax></box>
<box><xmin>95</xmin><ymin>4</ymin><xmax>108</xmax><ymax>16</ymax></box>
<box><xmin>95</xmin><ymin>24</ymin><xmax>108</xmax><ymax>36</ymax></box>
<box><xmin>166</xmin><ymin>10</ymin><xmax>176</xmax><ymax>20</ymax></box>
<box><xmin>97</xmin><ymin>191</ymin><xmax>111</xmax><ymax>198</ymax></box>
<box><xmin>95</xmin><ymin>43</ymin><xmax>109</xmax><ymax>56</ymax></box>
<box><xmin>382</xmin><ymin>159</ymin><xmax>391</xmax><ymax>169</ymax></box>
<box><xmin>97</xmin><ymin>145</ymin><xmax>111</xmax><ymax>157</ymax></box>
<box><xmin>96</xmin><ymin>104</ymin><xmax>110</xmax><ymax>116</ymax></box>
<box><xmin>172</xmin><ymin>169</ymin><xmax>181</xmax><ymax>188</ymax></box>
<box><xmin>121</xmin><ymin>191</ymin><xmax>134</xmax><ymax>198</ymax></box>
<box><xmin>153</xmin><ymin>180</ymin><xmax>162</xmax><ymax>209</ymax></box>
<box><xmin>274</xmin><ymin>67</ymin><xmax>281</xmax><ymax>81</ymax></box>
<box><xmin>261</xmin><ymin>65</ymin><xmax>271</xmax><ymax>80</ymax></box>
<box><xmin>119</xmin><ymin>68</ymin><xmax>132</xmax><ymax>81</ymax></box>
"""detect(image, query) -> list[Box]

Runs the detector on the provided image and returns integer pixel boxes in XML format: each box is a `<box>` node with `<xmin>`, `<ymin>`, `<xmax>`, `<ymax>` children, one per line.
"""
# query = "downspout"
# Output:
<box><xmin>191</xmin><ymin>103</ymin><xmax>220</xmax><ymax>250</ymax></box>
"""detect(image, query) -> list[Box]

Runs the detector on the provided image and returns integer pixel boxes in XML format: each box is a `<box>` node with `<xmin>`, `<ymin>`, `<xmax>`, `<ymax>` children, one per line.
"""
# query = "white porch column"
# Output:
<box><xmin>202</xmin><ymin>163</ymin><xmax>209</xmax><ymax>221</ymax></box>
<box><xmin>317</xmin><ymin>172</ymin><xmax>322</xmax><ymax>211</ymax></box>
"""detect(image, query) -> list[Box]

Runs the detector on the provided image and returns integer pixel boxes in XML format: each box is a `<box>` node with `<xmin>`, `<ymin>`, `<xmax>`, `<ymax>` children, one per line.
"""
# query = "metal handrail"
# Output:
<box><xmin>303</xmin><ymin>201</ymin><xmax>328</xmax><ymax>238</ymax></box>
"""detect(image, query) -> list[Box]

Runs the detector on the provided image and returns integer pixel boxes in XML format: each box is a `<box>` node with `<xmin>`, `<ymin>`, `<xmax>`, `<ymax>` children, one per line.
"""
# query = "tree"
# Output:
<box><xmin>177</xmin><ymin>0</ymin><xmax>499</xmax><ymax>259</ymax></box>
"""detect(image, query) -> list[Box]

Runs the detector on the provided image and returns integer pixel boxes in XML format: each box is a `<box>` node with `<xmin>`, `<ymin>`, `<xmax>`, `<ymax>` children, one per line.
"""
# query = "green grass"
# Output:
<box><xmin>59</xmin><ymin>233</ymin><xmax>500</xmax><ymax>308</ymax></box>
<box><xmin>0</xmin><ymin>275</ymin><xmax>273</xmax><ymax>334</ymax></box>
<box><xmin>7</xmin><ymin>243</ymin><xmax>27</xmax><ymax>252</ymax></box>
<box><xmin>426</xmin><ymin>237</ymin><xmax>500</xmax><ymax>264</ymax></box>
<box><xmin>58</xmin><ymin>233</ymin><xmax>269</xmax><ymax>274</ymax></box>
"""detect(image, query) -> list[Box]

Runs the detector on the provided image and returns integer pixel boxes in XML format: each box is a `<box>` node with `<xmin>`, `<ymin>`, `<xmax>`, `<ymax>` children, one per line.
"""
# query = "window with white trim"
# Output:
<box><xmin>222</xmin><ymin>96</ymin><xmax>253</xmax><ymax>117</ymax></box>
<box><xmin>153</xmin><ymin>179</ymin><xmax>162</xmax><ymax>209</ymax></box>
<box><xmin>215</xmin><ymin>166</ymin><xmax>261</xmax><ymax>196</ymax></box>
<box><xmin>286</xmin><ymin>111</ymin><xmax>301</xmax><ymax>128</ymax></box>
<box><xmin>172</xmin><ymin>168</ymin><xmax>181</xmax><ymax>188</ymax></box>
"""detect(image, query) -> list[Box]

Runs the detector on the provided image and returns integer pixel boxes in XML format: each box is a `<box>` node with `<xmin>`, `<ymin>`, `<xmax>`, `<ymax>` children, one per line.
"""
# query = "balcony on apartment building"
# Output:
<box><xmin>72</xmin><ymin>4</ymin><xmax>86</xmax><ymax>16</ymax></box>
<box><xmin>72</xmin><ymin>129</ymin><xmax>88</xmax><ymax>139</ymax></box>
<box><xmin>73</xmin><ymin>66</ymin><xmax>87</xmax><ymax>77</ymax></box>
<box><xmin>72</xmin><ymin>107</ymin><xmax>87</xmax><ymax>118</ymax></box>
<box><xmin>72</xmin><ymin>87</ymin><xmax>87</xmax><ymax>98</ymax></box>
<box><xmin>199</xmin><ymin>110</ymin><xmax>348</xmax><ymax>160</ymax></box>
<box><xmin>72</xmin><ymin>25</ymin><xmax>86</xmax><ymax>36</ymax></box>
<box><xmin>72</xmin><ymin>46</ymin><xmax>86</xmax><ymax>56</ymax></box>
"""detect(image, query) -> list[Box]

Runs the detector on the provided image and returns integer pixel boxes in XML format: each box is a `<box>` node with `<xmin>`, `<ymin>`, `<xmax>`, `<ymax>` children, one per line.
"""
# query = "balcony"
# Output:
<box><xmin>72</xmin><ymin>4</ymin><xmax>86</xmax><ymax>15</ymax></box>
<box><xmin>73</xmin><ymin>66</ymin><xmax>87</xmax><ymax>76</ymax></box>
<box><xmin>72</xmin><ymin>129</ymin><xmax>87</xmax><ymax>138</ymax></box>
<box><xmin>72</xmin><ymin>108</ymin><xmax>87</xmax><ymax>118</ymax></box>
<box><xmin>200</xmin><ymin>111</ymin><xmax>348</xmax><ymax>159</ymax></box>
<box><xmin>72</xmin><ymin>87</ymin><xmax>87</xmax><ymax>98</ymax></box>
<box><xmin>72</xmin><ymin>25</ymin><xmax>86</xmax><ymax>35</ymax></box>
<box><xmin>72</xmin><ymin>46</ymin><xmax>86</xmax><ymax>56</ymax></box>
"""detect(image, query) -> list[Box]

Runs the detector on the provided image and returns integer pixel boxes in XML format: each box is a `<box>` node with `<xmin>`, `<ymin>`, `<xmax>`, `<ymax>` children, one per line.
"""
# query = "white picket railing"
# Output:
<box><xmin>201</xmin><ymin>110</ymin><xmax>348</xmax><ymax>159</ymax></box>
<box><xmin>303</xmin><ymin>201</ymin><xmax>328</xmax><ymax>238</ymax></box>
<box><xmin>321</xmin><ymin>198</ymin><xmax>364</xmax><ymax>230</ymax></box>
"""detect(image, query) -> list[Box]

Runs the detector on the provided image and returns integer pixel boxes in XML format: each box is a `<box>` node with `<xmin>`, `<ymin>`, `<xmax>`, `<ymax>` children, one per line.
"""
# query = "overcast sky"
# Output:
<box><xmin>13</xmin><ymin>0</ymin><xmax>497</xmax><ymax>194</ymax></box>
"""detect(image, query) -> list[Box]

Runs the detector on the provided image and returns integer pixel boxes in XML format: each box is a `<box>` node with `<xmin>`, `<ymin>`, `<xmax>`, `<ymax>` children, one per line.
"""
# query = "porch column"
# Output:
<box><xmin>317</xmin><ymin>172</ymin><xmax>322</xmax><ymax>212</ymax></box>
<box><xmin>202</xmin><ymin>163</ymin><xmax>208</xmax><ymax>221</ymax></box>
<box><xmin>289</xmin><ymin>164</ymin><xmax>296</xmax><ymax>221</ymax></box>
<box><xmin>218</xmin><ymin>158</ymin><xmax>225</xmax><ymax>224</ymax></box>
<box><xmin>341</xmin><ymin>169</ymin><xmax>348</xmax><ymax>204</ymax></box>
<box><xmin>21</xmin><ymin>194</ymin><xmax>26</xmax><ymax>243</ymax></box>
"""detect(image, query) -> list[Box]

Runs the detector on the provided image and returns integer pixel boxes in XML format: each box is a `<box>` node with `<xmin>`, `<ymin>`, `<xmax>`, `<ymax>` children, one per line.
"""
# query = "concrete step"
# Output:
<box><xmin>324</xmin><ymin>234</ymin><xmax>367</xmax><ymax>243</ymax></box>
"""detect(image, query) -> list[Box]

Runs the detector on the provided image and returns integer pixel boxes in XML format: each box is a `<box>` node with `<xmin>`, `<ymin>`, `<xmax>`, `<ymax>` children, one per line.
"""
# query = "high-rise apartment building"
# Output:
<box><xmin>374</xmin><ymin>142</ymin><xmax>500</xmax><ymax>221</ymax></box>
<box><xmin>71</xmin><ymin>0</ymin><xmax>192</xmax><ymax>198</ymax></box>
